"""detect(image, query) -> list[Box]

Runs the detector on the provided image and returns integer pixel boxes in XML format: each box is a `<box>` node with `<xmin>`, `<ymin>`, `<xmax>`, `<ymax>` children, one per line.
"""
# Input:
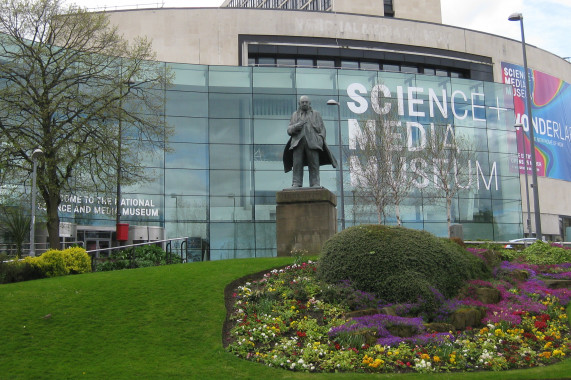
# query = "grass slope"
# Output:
<box><xmin>0</xmin><ymin>257</ymin><xmax>570</xmax><ymax>379</ymax></box>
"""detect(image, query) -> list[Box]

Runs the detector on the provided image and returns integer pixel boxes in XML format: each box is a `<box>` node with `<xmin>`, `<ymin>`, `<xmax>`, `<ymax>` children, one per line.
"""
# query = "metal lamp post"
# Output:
<box><xmin>29</xmin><ymin>148</ymin><xmax>43</xmax><ymax>257</ymax></box>
<box><xmin>327</xmin><ymin>99</ymin><xmax>345</xmax><ymax>230</ymax></box>
<box><xmin>514</xmin><ymin>123</ymin><xmax>531</xmax><ymax>236</ymax></box>
<box><xmin>509</xmin><ymin>12</ymin><xmax>542</xmax><ymax>239</ymax></box>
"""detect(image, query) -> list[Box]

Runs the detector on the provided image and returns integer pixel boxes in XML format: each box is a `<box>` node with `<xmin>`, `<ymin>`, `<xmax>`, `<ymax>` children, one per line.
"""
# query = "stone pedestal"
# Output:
<box><xmin>276</xmin><ymin>187</ymin><xmax>337</xmax><ymax>257</ymax></box>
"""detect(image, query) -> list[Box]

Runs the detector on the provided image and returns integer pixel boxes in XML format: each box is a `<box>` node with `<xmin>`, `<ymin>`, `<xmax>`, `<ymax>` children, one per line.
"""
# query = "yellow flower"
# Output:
<box><xmin>544</xmin><ymin>341</ymin><xmax>553</xmax><ymax>349</ymax></box>
<box><xmin>433</xmin><ymin>355</ymin><xmax>441</xmax><ymax>363</ymax></box>
<box><xmin>371</xmin><ymin>358</ymin><xmax>384</xmax><ymax>368</ymax></box>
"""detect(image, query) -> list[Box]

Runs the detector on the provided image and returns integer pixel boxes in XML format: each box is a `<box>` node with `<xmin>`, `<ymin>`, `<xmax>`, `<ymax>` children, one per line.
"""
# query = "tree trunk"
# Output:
<box><xmin>45</xmin><ymin>195</ymin><xmax>61</xmax><ymax>250</ymax></box>
<box><xmin>446</xmin><ymin>196</ymin><xmax>452</xmax><ymax>237</ymax></box>
<box><xmin>395</xmin><ymin>203</ymin><xmax>402</xmax><ymax>226</ymax></box>
<box><xmin>376</xmin><ymin>205</ymin><xmax>383</xmax><ymax>225</ymax></box>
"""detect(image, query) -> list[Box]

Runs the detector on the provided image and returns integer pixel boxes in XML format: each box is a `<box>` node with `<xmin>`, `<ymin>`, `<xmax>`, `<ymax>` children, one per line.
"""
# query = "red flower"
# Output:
<box><xmin>296</xmin><ymin>331</ymin><xmax>306</xmax><ymax>338</ymax></box>
<box><xmin>534</xmin><ymin>320</ymin><xmax>547</xmax><ymax>330</ymax></box>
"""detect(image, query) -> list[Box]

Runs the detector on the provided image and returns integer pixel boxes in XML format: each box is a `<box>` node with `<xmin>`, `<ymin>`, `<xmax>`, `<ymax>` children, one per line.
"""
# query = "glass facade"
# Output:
<box><xmin>58</xmin><ymin>64</ymin><xmax>522</xmax><ymax>259</ymax></box>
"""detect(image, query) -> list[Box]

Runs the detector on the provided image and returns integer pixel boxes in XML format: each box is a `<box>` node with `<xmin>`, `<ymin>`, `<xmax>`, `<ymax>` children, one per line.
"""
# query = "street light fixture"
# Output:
<box><xmin>29</xmin><ymin>148</ymin><xmax>43</xmax><ymax>257</ymax></box>
<box><xmin>327</xmin><ymin>99</ymin><xmax>345</xmax><ymax>230</ymax></box>
<box><xmin>508</xmin><ymin>12</ymin><xmax>542</xmax><ymax>239</ymax></box>
<box><xmin>514</xmin><ymin>123</ymin><xmax>531</xmax><ymax>236</ymax></box>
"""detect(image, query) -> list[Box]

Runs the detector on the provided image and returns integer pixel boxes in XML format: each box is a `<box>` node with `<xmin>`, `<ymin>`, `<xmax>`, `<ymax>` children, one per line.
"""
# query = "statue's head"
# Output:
<box><xmin>299</xmin><ymin>95</ymin><xmax>310</xmax><ymax>111</ymax></box>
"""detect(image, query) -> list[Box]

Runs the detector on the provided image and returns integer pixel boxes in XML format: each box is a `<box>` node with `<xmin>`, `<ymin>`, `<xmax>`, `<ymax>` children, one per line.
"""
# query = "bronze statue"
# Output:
<box><xmin>283</xmin><ymin>95</ymin><xmax>337</xmax><ymax>188</ymax></box>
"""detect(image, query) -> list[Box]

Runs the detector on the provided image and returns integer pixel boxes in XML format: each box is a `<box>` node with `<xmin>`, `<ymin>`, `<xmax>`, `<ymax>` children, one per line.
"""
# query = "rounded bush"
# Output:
<box><xmin>62</xmin><ymin>247</ymin><xmax>92</xmax><ymax>274</ymax></box>
<box><xmin>317</xmin><ymin>225</ymin><xmax>488</xmax><ymax>311</ymax></box>
<box><xmin>31</xmin><ymin>250</ymin><xmax>69</xmax><ymax>277</ymax></box>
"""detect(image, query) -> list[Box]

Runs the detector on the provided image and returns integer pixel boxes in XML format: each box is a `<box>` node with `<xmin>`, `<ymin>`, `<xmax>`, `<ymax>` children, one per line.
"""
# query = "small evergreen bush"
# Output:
<box><xmin>96</xmin><ymin>244</ymin><xmax>181</xmax><ymax>271</ymax></box>
<box><xmin>22</xmin><ymin>247</ymin><xmax>91</xmax><ymax>278</ymax></box>
<box><xmin>317</xmin><ymin>225</ymin><xmax>489</xmax><ymax>314</ymax></box>
<box><xmin>508</xmin><ymin>241</ymin><xmax>571</xmax><ymax>265</ymax></box>
<box><xmin>25</xmin><ymin>250</ymin><xmax>68</xmax><ymax>277</ymax></box>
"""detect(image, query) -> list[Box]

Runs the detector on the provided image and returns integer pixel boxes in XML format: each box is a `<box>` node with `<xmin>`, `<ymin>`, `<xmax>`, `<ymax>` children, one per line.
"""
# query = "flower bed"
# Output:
<box><xmin>225</xmin><ymin>259</ymin><xmax>570</xmax><ymax>373</ymax></box>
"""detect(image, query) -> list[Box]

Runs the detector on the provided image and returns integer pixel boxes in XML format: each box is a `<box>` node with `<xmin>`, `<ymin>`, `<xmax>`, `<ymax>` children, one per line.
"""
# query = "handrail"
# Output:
<box><xmin>85</xmin><ymin>237</ymin><xmax>189</xmax><ymax>255</ymax></box>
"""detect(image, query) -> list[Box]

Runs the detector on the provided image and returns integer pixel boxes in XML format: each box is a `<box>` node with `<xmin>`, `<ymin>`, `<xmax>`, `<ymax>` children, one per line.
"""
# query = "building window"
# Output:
<box><xmin>384</xmin><ymin>0</ymin><xmax>395</xmax><ymax>17</ymax></box>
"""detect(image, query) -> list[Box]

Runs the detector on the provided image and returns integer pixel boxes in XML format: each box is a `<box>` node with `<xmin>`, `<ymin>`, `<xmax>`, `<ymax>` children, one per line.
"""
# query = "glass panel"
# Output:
<box><xmin>492</xmin><ymin>176</ymin><xmax>522</xmax><ymax>200</ymax></box>
<box><xmin>210</xmin><ymin>196</ymin><xmax>253</xmax><ymax>221</ymax></box>
<box><xmin>168</xmin><ymin>117</ymin><xmax>208</xmax><ymax>143</ymax></box>
<box><xmin>455</xmin><ymin>126</ymin><xmax>488</xmax><ymax>152</ymax></box>
<box><xmin>295</xmin><ymin>67</ymin><xmax>337</xmax><ymax>94</ymax></box>
<box><xmin>463</xmin><ymin>223</ymin><xmax>494</xmax><ymax>240</ymax></box>
<box><xmin>341</xmin><ymin>60</ymin><xmax>359</xmax><ymax>69</ymax></box>
<box><xmin>258</xmin><ymin>57</ymin><xmax>276</xmax><ymax>66</ymax></box>
<box><xmin>423</xmin><ymin>222</ymin><xmax>448</xmax><ymax>237</ymax></box>
<box><xmin>255</xmin><ymin>222</ymin><xmax>276</xmax><ymax>250</ymax></box>
<box><xmin>382</xmin><ymin>64</ymin><xmax>399</xmax><ymax>72</ymax></box>
<box><xmin>166</xmin><ymin>91</ymin><xmax>208</xmax><ymax>117</ymax></box>
<box><xmin>254</xmin><ymin>170</ymin><xmax>291</xmax><ymax>192</ymax></box>
<box><xmin>169</xmin><ymin>64</ymin><xmax>208</xmax><ymax>92</ymax></box>
<box><xmin>165</xmin><ymin>142</ymin><xmax>208</xmax><ymax>169</ymax></box>
<box><xmin>401</xmin><ymin>65</ymin><xmax>418</xmax><ymax>73</ymax></box>
<box><xmin>209</xmin><ymin>118</ymin><xmax>252</xmax><ymax>144</ymax></box>
<box><xmin>337</xmin><ymin>69</ymin><xmax>379</xmax><ymax>97</ymax></box>
<box><xmin>122</xmin><ymin>168</ymin><xmax>164</xmax><ymax>194</ymax></box>
<box><xmin>165</xmin><ymin>195</ymin><xmax>208</xmax><ymax>222</ymax></box>
<box><xmin>129</xmin><ymin>147</ymin><xmax>163</xmax><ymax>168</ymax></box>
<box><xmin>317</xmin><ymin>59</ymin><xmax>335</xmax><ymax>68</ymax></box>
<box><xmin>494</xmin><ymin>223</ymin><xmax>523</xmax><ymax>241</ymax></box>
<box><xmin>208</xmin><ymin>93</ymin><xmax>252</xmax><ymax>118</ymax></box>
<box><xmin>255</xmin><ymin>203</ymin><xmax>277</xmax><ymax>221</ymax></box>
<box><xmin>492</xmin><ymin>199</ymin><xmax>522</xmax><ymax>224</ymax></box>
<box><xmin>489</xmin><ymin>152</ymin><xmax>520</xmax><ymax>178</ymax></box>
<box><xmin>208</xmin><ymin>66</ymin><xmax>252</xmax><ymax>93</ymax></box>
<box><xmin>254</xmin><ymin>119</ymin><xmax>290</xmax><ymax>144</ymax></box>
<box><xmin>164</xmin><ymin>169</ymin><xmax>208</xmax><ymax>195</ymax></box>
<box><xmin>360</xmin><ymin>62</ymin><xmax>380</xmax><ymax>71</ymax></box>
<box><xmin>297</xmin><ymin>58</ymin><xmax>314</xmax><ymax>67</ymax></box>
<box><xmin>253</xmin><ymin>145</ymin><xmax>283</xmax><ymax>171</ymax></box>
<box><xmin>487</xmin><ymin>129</ymin><xmax>517</xmax><ymax>154</ymax></box>
<box><xmin>210</xmin><ymin>222</ymin><xmax>255</xmax><ymax>250</ymax></box>
<box><xmin>458</xmin><ymin>197</ymin><xmax>492</xmax><ymax>222</ymax></box>
<box><xmin>209</xmin><ymin>170</ymin><xmax>253</xmax><ymax>196</ymax></box>
<box><xmin>210</xmin><ymin>144</ymin><xmax>252</xmax><ymax>170</ymax></box>
<box><xmin>253</xmin><ymin>67</ymin><xmax>295</xmax><ymax>93</ymax></box>
<box><xmin>252</xmin><ymin>94</ymin><xmax>297</xmax><ymax>118</ymax></box>
<box><xmin>276</xmin><ymin>58</ymin><xmax>296</xmax><ymax>67</ymax></box>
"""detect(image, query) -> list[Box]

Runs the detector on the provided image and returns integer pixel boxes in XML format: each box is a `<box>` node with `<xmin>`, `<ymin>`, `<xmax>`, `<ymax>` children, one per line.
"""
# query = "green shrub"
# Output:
<box><xmin>520</xmin><ymin>241</ymin><xmax>571</xmax><ymax>264</ymax></box>
<box><xmin>62</xmin><ymin>247</ymin><xmax>92</xmax><ymax>274</ymax></box>
<box><xmin>317</xmin><ymin>225</ymin><xmax>489</xmax><ymax>314</ymax></box>
<box><xmin>0</xmin><ymin>258</ymin><xmax>44</xmax><ymax>284</ymax></box>
<box><xmin>95</xmin><ymin>244</ymin><xmax>180</xmax><ymax>271</ymax></box>
<box><xmin>25</xmin><ymin>250</ymin><xmax>68</xmax><ymax>277</ymax></box>
<box><xmin>19</xmin><ymin>247</ymin><xmax>91</xmax><ymax>279</ymax></box>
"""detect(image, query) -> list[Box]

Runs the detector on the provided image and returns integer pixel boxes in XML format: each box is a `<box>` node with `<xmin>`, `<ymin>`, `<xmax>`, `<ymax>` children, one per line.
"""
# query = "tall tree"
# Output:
<box><xmin>417</xmin><ymin>123</ymin><xmax>478</xmax><ymax>236</ymax></box>
<box><xmin>0</xmin><ymin>0</ymin><xmax>172</xmax><ymax>249</ymax></box>
<box><xmin>348</xmin><ymin>92</ymin><xmax>422</xmax><ymax>225</ymax></box>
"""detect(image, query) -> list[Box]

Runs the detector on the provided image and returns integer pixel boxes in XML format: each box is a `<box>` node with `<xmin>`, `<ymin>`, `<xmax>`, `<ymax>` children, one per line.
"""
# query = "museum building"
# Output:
<box><xmin>54</xmin><ymin>0</ymin><xmax>571</xmax><ymax>259</ymax></box>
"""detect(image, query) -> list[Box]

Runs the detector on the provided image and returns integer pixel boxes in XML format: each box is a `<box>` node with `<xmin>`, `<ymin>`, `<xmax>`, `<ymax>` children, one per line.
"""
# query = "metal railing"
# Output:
<box><xmin>0</xmin><ymin>241</ymin><xmax>85</xmax><ymax>258</ymax></box>
<box><xmin>86</xmin><ymin>237</ymin><xmax>198</xmax><ymax>271</ymax></box>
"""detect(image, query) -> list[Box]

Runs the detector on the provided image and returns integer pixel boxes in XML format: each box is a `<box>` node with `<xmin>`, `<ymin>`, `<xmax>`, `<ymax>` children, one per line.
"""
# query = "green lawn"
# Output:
<box><xmin>1</xmin><ymin>257</ymin><xmax>569</xmax><ymax>379</ymax></box>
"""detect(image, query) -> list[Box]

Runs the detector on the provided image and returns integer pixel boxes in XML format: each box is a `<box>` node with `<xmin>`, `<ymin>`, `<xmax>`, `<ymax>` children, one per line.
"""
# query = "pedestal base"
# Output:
<box><xmin>276</xmin><ymin>187</ymin><xmax>337</xmax><ymax>257</ymax></box>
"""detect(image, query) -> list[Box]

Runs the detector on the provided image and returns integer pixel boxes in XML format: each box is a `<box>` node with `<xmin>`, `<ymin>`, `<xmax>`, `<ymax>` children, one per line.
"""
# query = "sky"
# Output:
<box><xmin>66</xmin><ymin>0</ymin><xmax>571</xmax><ymax>60</ymax></box>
